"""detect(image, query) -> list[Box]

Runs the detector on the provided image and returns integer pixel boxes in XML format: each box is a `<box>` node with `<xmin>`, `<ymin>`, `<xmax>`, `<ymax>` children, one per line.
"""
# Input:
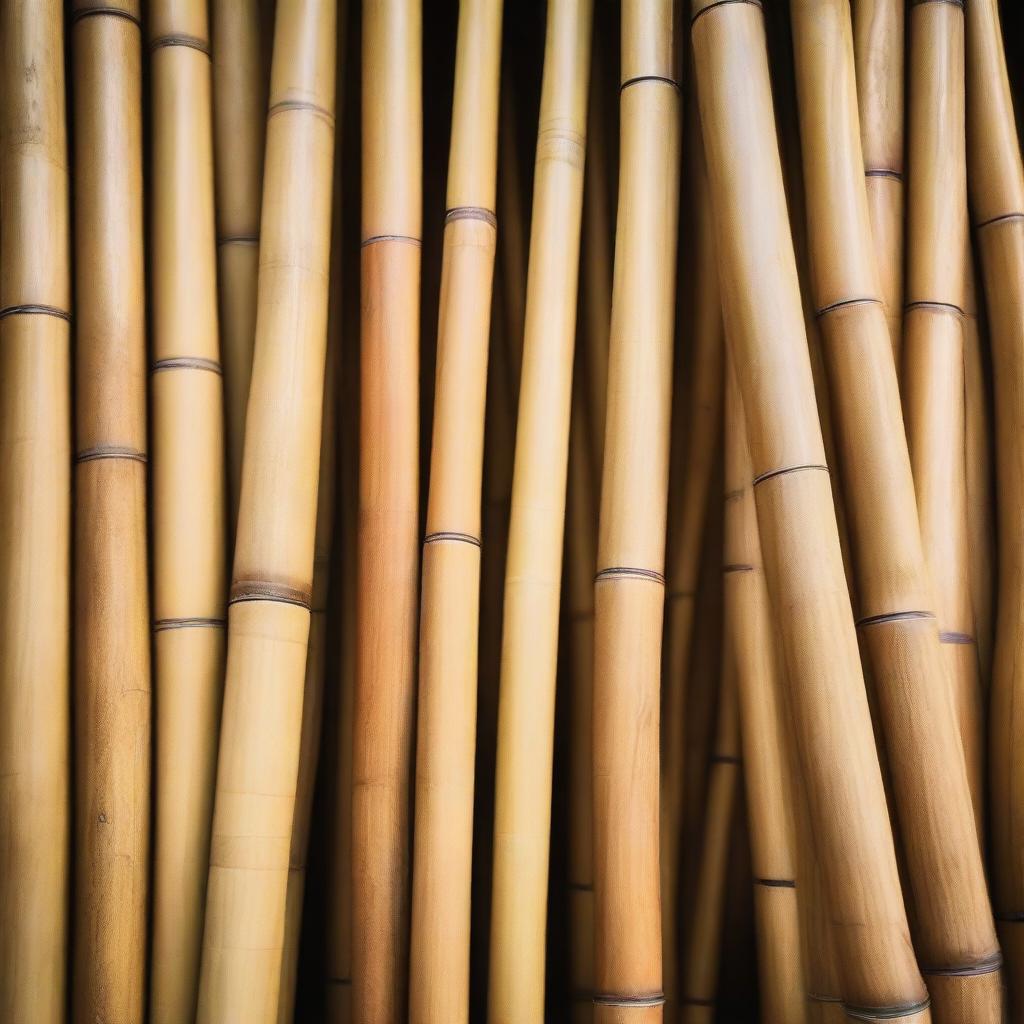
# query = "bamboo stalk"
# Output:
<box><xmin>592</xmin><ymin>4</ymin><xmax>680</xmax><ymax>1022</ymax></box>
<box><xmin>498</xmin><ymin>85</ymin><xmax>527</xmax><ymax>414</ymax></box>
<box><xmin>196</xmin><ymin>1</ymin><xmax>337</xmax><ymax>1018</ymax></box>
<box><xmin>487</xmin><ymin>2</ymin><xmax>593</xmax><ymax>1018</ymax></box>
<box><xmin>148</xmin><ymin>1</ymin><xmax>229</xmax><ymax>1019</ymax></box>
<box><xmin>352</xmin><ymin>2</ymin><xmax>421</xmax><ymax>1019</ymax></box>
<box><xmin>0</xmin><ymin>2</ymin><xmax>71</xmax><ymax>1021</ymax></box>
<box><xmin>70</xmin><ymin>4</ymin><xmax>149</xmax><ymax>1021</ymax></box>
<box><xmin>789</xmin><ymin>1</ymin><xmax>1000</xmax><ymax>1017</ymax></box>
<box><xmin>691</xmin><ymin>1</ymin><xmax>931</xmax><ymax>1019</ymax></box>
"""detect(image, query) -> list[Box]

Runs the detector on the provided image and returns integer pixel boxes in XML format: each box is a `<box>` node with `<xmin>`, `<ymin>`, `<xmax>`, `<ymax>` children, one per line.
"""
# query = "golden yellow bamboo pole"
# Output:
<box><xmin>352</xmin><ymin>2</ymin><xmax>421</xmax><ymax>1019</ymax></box>
<box><xmin>691</xmin><ymin>1</ymin><xmax>931</xmax><ymax>1019</ymax></box>
<box><xmin>0</xmin><ymin>3</ymin><xmax>70</xmax><ymax>1021</ymax></box>
<box><xmin>789</xmin><ymin>1</ymin><xmax>1001</xmax><ymax>1017</ymax></box>
<box><xmin>488</xmin><ymin>3</ymin><xmax>593</xmax><ymax>1018</ymax></box>
<box><xmin>592</xmin><ymin>5</ymin><xmax>680</xmax><ymax>1022</ymax></box>
<box><xmin>196</xmin><ymin>1</ymin><xmax>337</xmax><ymax>1018</ymax></box>
<box><xmin>498</xmin><ymin>85</ymin><xmax>527</xmax><ymax>413</ymax></box>
<box><xmin>70</xmin><ymin>5</ymin><xmax>149</xmax><ymax>1021</ymax></box>
<box><xmin>148</xmin><ymin>2</ymin><xmax>227</xmax><ymax>1018</ymax></box>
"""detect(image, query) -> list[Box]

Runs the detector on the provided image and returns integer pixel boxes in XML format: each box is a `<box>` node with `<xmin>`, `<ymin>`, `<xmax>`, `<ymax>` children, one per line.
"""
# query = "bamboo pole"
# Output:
<box><xmin>352</xmin><ymin>2</ymin><xmax>421</xmax><ymax>1019</ymax></box>
<box><xmin>498</xmin><ymin>85</ymin><xmax>527</xmax><ymax>413</ymax></box>
<box><xmin>148</xmin><ymin>3</ymin><xmax>228</xmax><ymax>1018</ymax></box>
<box><xmin>488</xmin><ymin>2</ymin><xmax>593</xmax><ymax>1018</ymax></box>
<box><xmin>195</xmin><ymin>1</ymin><xmax>337</xmax><ymax>1018</ymax></box>
<box><xmin>592</xmin><ymin>4</ymin><xmax>680</xmax><ymax>1022</ymax></box>
<box><xmin>789</xmin><ymin>1</ymin><xmax>1000</xmax><ymax>1017</ymax></box>
<box><xmin>0</xmin><ymin>3</ymin><xmax>70</xmax><ymax>1021</ymax></box>
<box><xmin>691</xmin><ymin>1</ymin><xmax>931</xmax><ymax>1019</ymax></box>
<box><xmin>70</xmin><ymin>5</ymin><xmax>149</xmax><ymax>1021</ymax></box>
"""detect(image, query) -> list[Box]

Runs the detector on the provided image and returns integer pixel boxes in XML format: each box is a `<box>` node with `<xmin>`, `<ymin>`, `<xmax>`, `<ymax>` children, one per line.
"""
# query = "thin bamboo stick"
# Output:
<box><xmin>691</xmin><ymin>1</ymin><xmax>931</xmax><ymax>1019</ymax></box>
<box><xmin>487</xmin><ymin>2</ymin><xmax>593</xmax><ymax>1018</ymax></box>
<box><xmin>789</xmin><ymin>1</ymin><xmax>1000</xmax><ymax>1017</ymax></box>
<box><xmin>195</xmin><ymin>1</ymin><xmax>337</xmax><ymax>1018</ymax></box>
<box><xmin>352</xmin><ymin>1</ymin><xmax>421</xmax><ymax>1019</ymax></box>
<box><xmin>592</xmin><ymin>4</ymin><xmax>680</xmax><ymax>1022</ymax></box>
<box><xmin>0</xmin><ymin>2</ymin><xmax>70</xmax><ymax>1021</ymax></box>
<box><xmin>70</xmin><ymin>4</ymin><xmax>149</xmax><ymax>1021</ymax></box>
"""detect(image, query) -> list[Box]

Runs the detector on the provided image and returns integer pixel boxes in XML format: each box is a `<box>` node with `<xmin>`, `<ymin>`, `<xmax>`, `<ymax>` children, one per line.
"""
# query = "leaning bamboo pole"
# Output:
<box><xmin>487</xmin><ymin>3</ymin><xmax>593</xmax><ymax>1019</ymax></box>
<box><xmin>148</xmin><ymin>3</ymin><xmax>228</xmax><ymax>1018</ymax></box>
<box><xmin>0</xmin><ymin>3</ymin><xmax>70</xmax><ymax>1021</ymax></box>
<box><xmin>498</xmin><ymin>86</ymin><xmax>527</xmax><ymax>413</ymax></box>
<box><xmin>352</xmin><ymin>2</ymin><xmax>421</xmax><ymax>1020</ymax></box>
<box><xmin>789</xmin><ymin>1</ymin><xmax>1001</xmax><ymax>1017</ymax></box>
<box><xmin>195</xmin><ymin>1</ymin><xmax>337</xmax><ymax>1018</ymax></box>
<box><xmin>592</xmin><ymin>4</ymin><xmax>680</xmax><ymax>1022</ymax></box>
<box><xmin>691</xmin><ymin>1</ymin><xmax>931</xmax><ymax>1019</ymax></box>
<box><xmin>70</xmin><ymin>5</ymin><xmax>149</xmax><ymax>1022</ymax></box>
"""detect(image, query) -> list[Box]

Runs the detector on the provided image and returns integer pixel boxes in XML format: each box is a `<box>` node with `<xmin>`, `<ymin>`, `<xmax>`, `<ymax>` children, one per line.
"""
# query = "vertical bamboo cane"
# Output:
<box><xmin>0</xmin><ymin>3</ymin><xmax>70</xmax><ymax>1021</ymax></box>
<box><xmin>498</xmin><ymin>86</ymin><xmax>527</xmax><ymax>414</ymax></box>
<box><xmin>70</xmin><ymin>5</ymin><xmax>149</xmax><ymax>1022</ymax></box>
<box><xmin>691</xmin><ymin>1</ymin><xmax>931</xmax><ymax>1019</ymax></box>
<box><xmin>352</xmin><ymin>2</ymin><xmax>421</xmax><ymax>1020</ymax></box>
<box><xmin>592</xmin><ymin>4</ymin><xmax>680</xmax><ymax>1022</ymax></box>
<box><xmin>196</xmin><ymin>1</ymin><xmax>337</xmax><ymax>1019</ymax></box>
<box><xmin>487</xmin><ymin>3</ymin><xmax>593</xmax><ymax>1019</ymax></box>
<box><xmin>789</xmin><ymin>1</ymin><xmax>1001</xmax><ymax>1017</ymax></box>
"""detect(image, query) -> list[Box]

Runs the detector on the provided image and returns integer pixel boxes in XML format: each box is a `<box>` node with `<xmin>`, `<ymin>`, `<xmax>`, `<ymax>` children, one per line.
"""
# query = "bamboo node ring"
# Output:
<box><xmin>974</xmin><ymin>211</ymin><xmax>1024</xmax><ymax>231</ymax></box>
<box><xmin>752</xmin><ymin>464</ymin><xmax>829</xmax><ymax>487</ymax></box>
<box><xmin>218</xmin><ymin>234</ymin><xmax>260</xmax><ymax>246</ymax></box>
<box><xmin>920</xmin><ymin>952</ymin><xmax>1003</xmax><ymax>977</ymax></box>
<box><xmin>754</xmin><ymin>877</ymin><xmax>796</xmax><ymax>888</ymax></box>
<box><xmin>938</xmin><ymin>630</ymin><xmax>975</xmax><ymax>645</ymax></box>
<box><xmin>903</xmin><ymin>300</ymin><xmax>965</xmax><ymax>318</ymax></box>
<box><xmin>150</xmin><ymin>33</ymin><xmax>210</xmax><ymax>56</ymax></box>
<box><xmin>620</xmin><ymin>75</ymin><xmax>680</xmax><ymax>92</ymax></box>
<box><xmin>814</xmin><ymin>297</ymin><xmax>882</xmax><ymax>318</ymax></box>
<box><xmin>229</xmin><ymin>579</ymin><xmax>312</xmax><ymax>610</ymax></box>
<box><xmin>75</xmin><ymin>445</ymin><xmax>147</xmax><ymax>464</ymax></box>
<box><xmin>910</xmin><ymin>0</ymin><xmax>964</xmax><ymax>8</ymax></box>
<box><xmin>444</xmin><ymin>206</ymin><xmax>497</xmax><ymax>227</ymax></box>
<box><xmin>723</xmin><ymin>563</ymin><xmax>754</xmax><ymax>574</ymax></box>
<box><xmin>691</xmin><ymin>0</ymin><xmax>764</xmax><ymax>27</ymax></box>
<box><xmin>70</xmin><ymin>6</ymin><xmax>141</xmax><ymax>27</ymax></box>
<box><xmin>843</xmin><ymin>997</ymin><xmax>931</xmax><ymax>1021</ymax></box>
<box><xmin>423</xmin><ymin>531</ymin><xmax>481</xmax><ymax>548</ymax></box>
<box><xmin>0</xmin><ymin>303</ymin><xmax>71</xmax><ymax>322</ymax></box>
<box><xmin>856</xmin><ymin>610</ymin><xmax>936</xmax><ymax>628</ymax></box>
<box><xmin>594</xmin><ymin>566</ymin><xmax>666</xmax><ymax>585</ymax></box>
<box><xmin>268</xmin><ymin>100</ymin><xmax>335</xmax><ymax>125</ymax></box>
<box><xmin>593</xmin><ymin>993</ymin><xmax>667</xmax><ymax>1007</ymax></box>
<box><xmin>153</xmin><ymin>617</ymin><xmax>226</xmax><ymax>632</ymax></box>
<box><xmin>865</xmin><ymin>168</ymin><xmax>903</xmax><ymax>181</ymax></box>
<box><xmin>361</xmin><ymin>233</ymin><xmax>422</xmax><ymax>248</ymax></box>
<box><xmin>151</xmin><ymin>356</ymin><xmax>222</xmax><ymax>375</ymax></box>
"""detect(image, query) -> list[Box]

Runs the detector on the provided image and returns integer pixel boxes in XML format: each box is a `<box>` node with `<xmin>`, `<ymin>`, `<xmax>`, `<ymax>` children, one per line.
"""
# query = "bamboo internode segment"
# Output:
<box><xmin>692</xmin><ymin>0</ymin><xmax>931</xmax><ymax>1019</ymax></box>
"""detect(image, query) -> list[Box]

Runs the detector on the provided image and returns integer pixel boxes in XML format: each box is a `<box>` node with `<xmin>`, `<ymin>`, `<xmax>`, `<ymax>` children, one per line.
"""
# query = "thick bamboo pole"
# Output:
<box><xmin>0</xmin><ymin>3</ymin><xmax>70</xmax><ymax>1021</ymax></box>
<box><xmin>592</xmin><ymin>4</ymin><xmax>680</xmax><ymax>1023</ymax></box>
<box><xmin>196</xmin><ymin>1</ymin><xmax>337</xmax><ymax>1018</ymax></box>
<box><xmin>691</xmin><ymin>1</ymin><xmax>931</xmax><ymax>1019</ymax></box>
<box><xmin>352</xmin><ymin>2</ymin><xmax>421</xmax><ymax>1020</ymax></box>
<box><xmin>487</xmin><ymin>3</ymin><xmax>593</xmax><ymax>1019</ymax></box>
<box><xmin>148</xmin><ymin>3</ymin><xmax>227</xmax><ymax>1018</ymax></box>
<box><xmin>70</xmin><ymin>5</ymin><xmax>149</xmax><ymax>1022</ymax></box>
<box><xmin>789</xmin><ymin>1</ymin><xmax>1000</xmax><ymax>1017</ymax></box>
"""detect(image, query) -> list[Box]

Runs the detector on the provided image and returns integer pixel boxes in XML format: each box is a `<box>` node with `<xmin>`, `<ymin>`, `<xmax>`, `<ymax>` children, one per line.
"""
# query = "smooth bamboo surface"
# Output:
<box><xmin>196</xmin><ymin>1</ymin><xmax>336</xmax><ymax>1019</ymax></box>
<box><xmin>70</xmin><ymin>4</ymin><xmax>149</xmax><ymax>1021</ymax></box>
<box><xmin>691</xmin><ymin>1</ymin><xmax>931</xmax><ymax>1019</ymax></box>
<box><xmin>0</xmin><ymin>2</ymin><xmax>71</xmax><ymax>1021</ymax></box>
<box><xmin>498</xmin><ymin>86</ymin><xmax>527</xmax><ymax>415</ymax></box>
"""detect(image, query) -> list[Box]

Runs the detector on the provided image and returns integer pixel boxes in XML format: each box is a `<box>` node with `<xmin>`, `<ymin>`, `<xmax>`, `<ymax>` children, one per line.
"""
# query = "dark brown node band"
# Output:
<box><xmin>229</xmin><ymin>579</ymin><xmax>312</xmax><ymax>610</ymax></box>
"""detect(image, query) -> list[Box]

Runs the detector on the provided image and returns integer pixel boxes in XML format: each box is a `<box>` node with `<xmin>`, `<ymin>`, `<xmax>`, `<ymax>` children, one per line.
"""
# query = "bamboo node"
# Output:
<box><xmin>724</xmin><ymin>487</ymin><xmax>744</xmax><ymax>502</ymax></box>
<box><xmin>594</xmin><ymin>566</ymin><xmax>666</xmax><ymax>585</ymax></box>
<box><xmin>360</xmin><ymin>233</ymin><xmax>422</xmax><ymax>249</ymax></box>
<box><xmin>268</xmin><ymin>100</ymin><xmax>335</xmax><ymax>126</ymax></box>
<box><xmin>865</xmin><ymin>168</ymin><xmax>903</xmax><ymax>181</ymax></box>
<box><xmin>151</xmin><ymin>356</ymin><xmax>222</xmax><ymax>375</ymax></box>
<box><xmin>75</xmin><ymin>445</ymin><xmax>146</xmax><ymax>464</ymax></box>
<box><xmin>856</xmin><ymin>610</ymin><xmax>936</xmax><ymax>628</ymax></box>
<box><xmin>753</xmin><ymin>878</ymin><xmax>796</xmax><ymax>888</ymax></box>
<box><xmin>0</xmin><ymin>303</ymin><xmax>70</xmax><ymax>322</ymax></box>
<box><xmin>722</xmin><ymin>563</ymin><xmax>754</xmax><ymax>574</ymax></box>
<box><xmin>217</xmin><ymin>234</ymin><xmax>260</xmax><ymax>247</ymax></box>
<box><xmin>229</xmin><ymin>579</ymin><xmax>312</xmax><ymax>610</ymax></box>
<box><xmin>593</xmin><ymin>993</ymin><xmax>667</xmax><ymax>1007</ymax></box>
<box><xmin>423</xmin><ymin>531</ymin><xmax>481</xmax><ymax>548</ymax></box>
<box><xmin>920</xmin><ymin>952</ymin><xmax>1003</xmax><ymax>977</ymax></box>
<box><xmin>619</xmin><ymin>75</ymin><xmax>680</xmax><ymax>93</ymax></box>
<box><xmin>843</xmin><ymin>997</ymin><xmax>931</xmax><ymax>1021</ymax></box>
<box><xmin>751</xmin><ymin>464</ymin><xmax>829</xmax><ymax>487</ymax></box>
<box><xmin>150</xmin><ymin>33</ymin><xmax>210</xmax><ymax>57</ymax></box>
<box><xmin>152</xmin><ymin>617</ymin><xmax>226</xmax><ymax>632</ymax></box>
<box><xmin>815</xmin><ymin>297</ymin><xmax>882</xmax><ymax>319</ymax></box>
<box><xmin>691</xmin><ymin>0</ymin><xmax>764</xmax><ymax>27</ymax></box>
<box><xmin>974</xmin><ymin>211</ymin><xmax>1024</xmax><ymax>231</ymax></box>
<box><xmin>903</xmin><ymin>300</ymin><xmax>965</xmax><ymax>318</ymax></box>
<box><xmin>444</xmin><ymin>206</ymin><xmax>497</xmax><ymax>228</ymax></box>
<box><xmin>939</xmin><ymin>630</ymin><xmax>975</xmax><ymax>645</ymax></box>
<box><xmin>70</xmin><ymin>6</ymin><xmax>141</xmax><ymax>28</ymax></box>
<box><xmin>909</xmin><ymin>0</ymin><xmax>963</xmax><ymax>8</ymax></box>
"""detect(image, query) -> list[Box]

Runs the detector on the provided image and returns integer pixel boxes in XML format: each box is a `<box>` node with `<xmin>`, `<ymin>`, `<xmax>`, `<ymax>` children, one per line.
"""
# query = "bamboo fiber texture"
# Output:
<box><xmin>196</xmin><ymin>2</ymin><xmax>337</xmax><ymax>1019</ymax></box>
<box><xmin>70</xmin><ymin>4</ymin><xmax>150</xmax><ymax>1021</ymax></box>
<box><xmin>691</xmin><ymin>1</ymin><xmax>931</xmax><ymax>1019</ymax></box>
<box><xmin>487</xmin><ymin>3</ymin><xmax>593</xmax><ymax>1019</ymax></box>
<box><xmin>592</xmin><ymin>4</ymin><xmax>679</xmax><ymax>1022</ymax></box>
<box><xmin>0</xmin><ymin>3</ymin><xmax>71</xmax><ymax>1021</ymax></box>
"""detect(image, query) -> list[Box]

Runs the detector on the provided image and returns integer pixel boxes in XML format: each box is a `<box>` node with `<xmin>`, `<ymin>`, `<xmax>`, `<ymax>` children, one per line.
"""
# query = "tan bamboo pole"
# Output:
<box><xmin>70</xmin><ymin>5</ymin><xmax>149</xmax><ymax>1021</ymax></box>
<box><xmin>195</xmin><ymin>1</ymin><xmax>337</xmax><ymax>1018</ymax></box>
<box><xmin>965</xmin><ymin>0</ymin><xmax>1024</xmax><ymax>1011</ymax></box>
<box><xmin>0</xmin><ymin>3</ymin><xmax>70</xmax><ymax>1021</ymax></box>
<box><xmin>592</xmin><ymin>4</ymin><xmax>680</xmax><ymax>1022</ymax></box>
<box><xmin>148</xmin><ymin>3</ymin><xmax>228</xmax><ymax>1018</ymax></box>
<box><xmin>852</xmin><ymin>0</ymin><xmax>905</xmax><ymax>372</ymax></box>
<box><xmin>789</xmin><ymin>1</ymin><xmax>1001</xmax><ymax>1016</ymax></box>
<box><xmin>498</xmin><ymin>86</ymin><xmax>527</xmax><ymax>412</ymax></box>
<box><xmin>691</xmin><ymin>2</ymin><xmax>931</xmax><ymax>1020</ymax></box>
<box><xmin>352</xmin><ymin>2</ymin><xmax>421</xmax><ymax>1019</ymax></box>
<box><xmin>488</xmin><ymin>3</ymin><xmax>593</xmax><ymax>1018</ymax></box>
<box><xmin>903</xmin><ymin>0</ymin><xmax>985</xmax><ymax>838</ymax></box>
<box><xmin>408</xmin><ymin>4</ymin><xmax>502</xmax><ymax>1021</ymax></box>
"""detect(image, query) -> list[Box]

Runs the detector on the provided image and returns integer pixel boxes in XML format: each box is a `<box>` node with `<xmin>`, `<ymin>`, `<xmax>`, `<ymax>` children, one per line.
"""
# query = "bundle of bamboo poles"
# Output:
<box><xmin>8</xmin><ymin>1</ymin><xmax>1024</xmax><ymax>1021</ymax></box>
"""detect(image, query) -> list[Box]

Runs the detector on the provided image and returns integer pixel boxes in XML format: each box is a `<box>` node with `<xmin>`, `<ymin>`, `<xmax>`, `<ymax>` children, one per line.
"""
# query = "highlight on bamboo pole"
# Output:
<box><xmin>195</xmin><ymin>0</ymin><xmax>337</xmax><ymax>1018</ymax></box>
<box><xmin>789</xmin><ymin>0</ymin><xmax>1001</xmax><ymax>1017</ymax></box>
<box><xmin>691</xmin><ymin>1</ymin><xmax>932</xmax><ymax>1020</ymax></box>
<box><xmin>70</xmin><ymin>4</ymin><xmax>150</xmax><ymax>1021</ymax></box>
<box><xmin>0</xmin><ymin>2</ymin><xmax>71</xmax><ymax>1021</ymax></box>
<box><xmin>486</xmin><ymin>3</ymin><xmax>593</xmax><ymax>1019</ymax></box>
<box><xmin>592</xmin><ymin>3</ymin><xmax>680</xmax><ymax>1022</ymax></box>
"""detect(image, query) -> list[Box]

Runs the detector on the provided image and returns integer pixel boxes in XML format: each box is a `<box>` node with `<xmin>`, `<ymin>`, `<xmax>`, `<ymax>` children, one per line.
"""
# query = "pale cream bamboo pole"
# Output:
<box><xmin>498</xmin><ymin>85</ymin><xmax>527</xmax><ymax>412</ymax></box>
<box><xmin>70</xmin><ymin>5</ymin><xmax>149</xmax><ymax>1022</ymax></box>
<box><xmin>691</xmin><ymin>1</ymin><xmax>931</xmax><ymax>1019</ymax></box>
<box><xmin>488</xmin><ymin>2</ymin><xmax>593</xmax><ymax>1018</ymax></box>
<box><xmin>195</xmin><ymin>1</ymin><xmax>337</xmax><ymax>1018</ymax></box>
<box><xmin>352</xmin><ymin>2</ymin><xmax>421</xmax><ymax>1020</ymax></box>
<box><xmin>592</xmin><ymin>4</ymin><xmax>680</xmax><ymax>1022</ymax></box>
<box><xmin>0</xmin><ymin>2</ymin><xmax>70</xmax><ymax>1021</ymax></box>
